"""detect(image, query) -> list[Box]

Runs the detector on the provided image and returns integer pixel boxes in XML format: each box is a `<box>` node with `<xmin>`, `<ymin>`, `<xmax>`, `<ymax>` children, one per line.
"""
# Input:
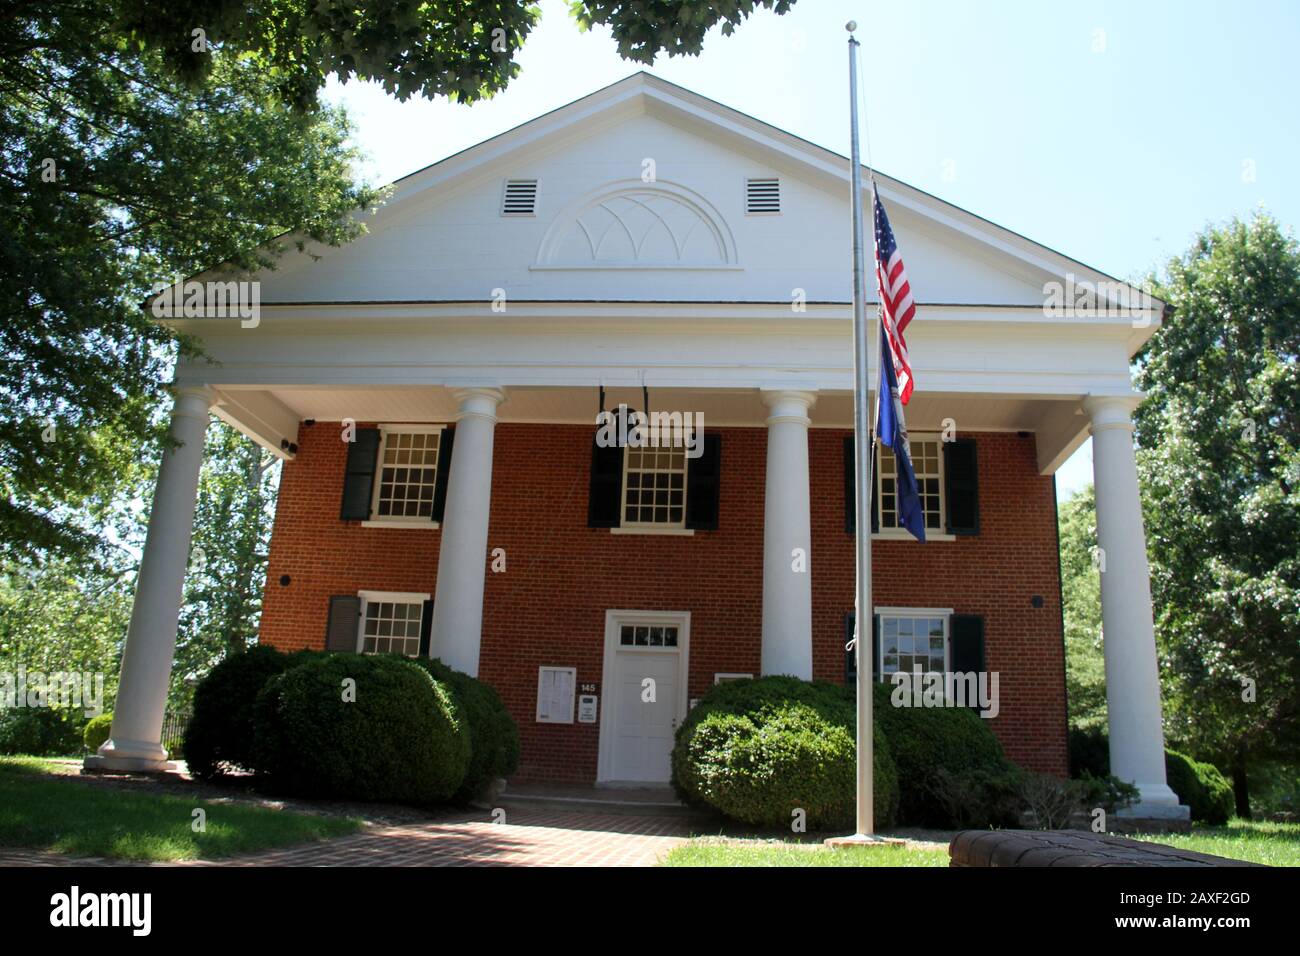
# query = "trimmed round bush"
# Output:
<box><xmin>83</xmin><ymin>712</ymin><xmax>114</xmax><ymax>752</ymax></box>
<box><xmin>872</xmin><ymin>682</ymin><xmax>1016</xmax><ymax>827</ymax></box>
<box><xmin>183</xmin><ymin>645</ymin><xmax>298</xmax><ymax>779</ymax></box>
<box><xmin>672</xmin><ymin>676</ymin><xmax>899</xmax><ymax>831</ymax></box>
<box><xmin>0</xmin><ymin>706</ymin><xmax>84</xmax><ymax>756</ymax></box>
<box><xmin>408</xmin><ymin>657</ymin><xmax>519</xmax><ymax>803</ymax></box>
<box><xmin>1166</xmin><ymin>750</ymin><xmax>1234</xmax><ymax>825</ymax></box>
<box><xmin>1069</xmin><ymin>728</ymin><xmax>1234</xmax><ymax>824</ymax></box>
<box><xmin>252</xmin><ymin>653</ymin><xmax>470</xmax><ymax>805</ymax></box>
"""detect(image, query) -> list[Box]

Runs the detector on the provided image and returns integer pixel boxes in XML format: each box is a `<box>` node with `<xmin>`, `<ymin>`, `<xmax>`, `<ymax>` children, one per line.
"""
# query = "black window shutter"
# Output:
<box><xmin>418</xmin><ymin>599</ymin><xmax>433</xmax><ymax>657</ymax></box>
<box><xmin>326</xmin><ymin>595</ymin><xmax>362</xmax><ymax>652</ymax></box>
<box><xmin>949</xmin><ymin>614</ymin><xmax>986</xmax><ymax>712</ymax></box>
<box><xmin>944</xmin><ymin>438</ymin><xmax>980</xmax><ymax>535</ymax></box>
<box><xmin>340</xmin><ymin>427</ymin><xmax>380</xmax><ymax>520</ymax></box>
<box><xmin>843</xmin><ymin>612</ymin><xmax>881</xmax><ymax>688</ymax></box>
<box><xmin>684</xmin><ymin>432</ymin><xmax>722</xmax><ymax>530</ymax></box>
<box><xmin>587</xmin><ymin>434</ymin><xmax>624</xmax><ymax>528</ymax></box>
<box><xmin>843</xmin><ymin>435</ymin><xmax>878</xmax><ymax>534</ymax></box>
<box><xmin>431</xmin><ymin>426</ymin><xmax>455</xmax><ymax>522</ymax></box>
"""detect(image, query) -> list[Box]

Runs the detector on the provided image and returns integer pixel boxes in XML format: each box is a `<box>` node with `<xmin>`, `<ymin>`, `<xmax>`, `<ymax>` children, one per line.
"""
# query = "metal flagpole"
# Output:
<box><xmin>846</xmin><ymin>20</ymin><xmax>877</xmax><ymax>839</ymax></box>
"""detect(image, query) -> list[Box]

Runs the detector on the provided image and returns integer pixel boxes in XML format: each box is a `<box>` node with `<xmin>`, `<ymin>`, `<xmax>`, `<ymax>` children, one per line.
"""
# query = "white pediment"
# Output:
<box><xmin>534</xmin><ymin>180</ymin><xmax>738</xmax><ymax>270</ymax></box>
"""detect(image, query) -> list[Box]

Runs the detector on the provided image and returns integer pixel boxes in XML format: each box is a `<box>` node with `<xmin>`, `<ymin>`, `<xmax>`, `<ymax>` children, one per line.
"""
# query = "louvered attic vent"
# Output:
<box><xmin>746</xmin><ymin>177</ymin><xmax>780</xmax><ymax>214</ymax></box>
<box><xmin>502</xmin><ymin>179</ymin><xmax>538</xmax><ymax>216</ymax></box>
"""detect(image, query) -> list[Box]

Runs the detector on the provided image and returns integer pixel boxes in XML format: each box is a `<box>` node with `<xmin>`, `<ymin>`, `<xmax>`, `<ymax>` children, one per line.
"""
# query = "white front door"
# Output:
<box><xmin>599</xmin><ymin>611</ymin><xmax>690</xmax><ymax>785</ymax></box>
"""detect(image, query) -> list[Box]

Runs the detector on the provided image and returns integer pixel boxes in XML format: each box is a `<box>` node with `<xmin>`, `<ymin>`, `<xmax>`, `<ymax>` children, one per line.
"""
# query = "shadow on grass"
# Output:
<box><xmin>0</xmin><ymin>757</ymin><xmax>361</xmax><ymax>862</ymax></box>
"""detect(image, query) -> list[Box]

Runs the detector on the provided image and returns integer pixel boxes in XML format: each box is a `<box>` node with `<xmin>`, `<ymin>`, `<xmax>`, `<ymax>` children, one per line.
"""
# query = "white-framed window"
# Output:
<box><xmin>877</xmin><ymin>608</ymin><xmax>951</xmax><ymax>681</ymax></box>
<box><xmin>618</xmin><ymin>622</ymin><xmax>681</xmax><ymax>649</ymax></box>
<box><xmin>714</xmin><ymin>672</ymin><xmax>753</xmax><ymax>684</ymax></box>
<box><xmin>621</xmin><ymin>444</ymin><xmax>687</xmax><ymax>528</ymax></box>
<box><xmin>877</xmin><ymin>434</ymin><xmax>944</xmax><ymax>534</ymax></box>
<box><xmin>371</xmin><ymin>425</ymin><xmax>444</xmax><ymax>523</ymax></box>
<box><xmin>356</xmin><ymin>590</ymin><xmax>428</xmax><ymax>657</ymax></box>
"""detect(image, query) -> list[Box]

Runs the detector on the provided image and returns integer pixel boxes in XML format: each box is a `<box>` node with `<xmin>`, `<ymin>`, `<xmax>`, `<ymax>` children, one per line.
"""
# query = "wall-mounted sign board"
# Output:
<box><xmin>536</xmin><ymin>666</ymin><xmax>576</xmax><ymax>724</ymax></box>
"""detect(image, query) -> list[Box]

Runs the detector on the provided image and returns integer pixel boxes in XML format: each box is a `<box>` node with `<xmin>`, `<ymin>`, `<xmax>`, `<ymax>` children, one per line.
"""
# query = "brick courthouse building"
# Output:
<box><xmin>89</xmin><ymin>75</ymin><xmax>1188</xmax><ymax>822</ymax></box>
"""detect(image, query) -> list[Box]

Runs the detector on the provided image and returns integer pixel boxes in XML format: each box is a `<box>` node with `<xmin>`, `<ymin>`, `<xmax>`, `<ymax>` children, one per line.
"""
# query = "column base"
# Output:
<box><xmin>83</xmin><ymin>737</ymin><xmax>176</xmax><ymax>774</ymax></box>
<box><xmin>824</xmin><ymin>834</ymin><xmax>907</xmax><ymax>847</ymax></box>
<box><xmin>1116</xmin><ymin>781</ymin><xmax>1190</xmax><ymax>823</ymax></box>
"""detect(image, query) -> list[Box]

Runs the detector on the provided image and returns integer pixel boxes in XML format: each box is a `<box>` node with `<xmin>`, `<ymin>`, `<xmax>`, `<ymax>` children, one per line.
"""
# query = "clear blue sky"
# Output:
<box><xmin>323</xmin><ymin>0</ymin><xmax>1300</xmax><ymax>499</ymax></box>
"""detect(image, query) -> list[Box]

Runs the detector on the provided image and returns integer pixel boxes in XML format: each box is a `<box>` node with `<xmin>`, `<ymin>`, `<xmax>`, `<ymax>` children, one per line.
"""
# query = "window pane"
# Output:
<box><xmin>375</xmin><ymin>432</ymin><xmax>442</xmax><ymax>520</ymax></box>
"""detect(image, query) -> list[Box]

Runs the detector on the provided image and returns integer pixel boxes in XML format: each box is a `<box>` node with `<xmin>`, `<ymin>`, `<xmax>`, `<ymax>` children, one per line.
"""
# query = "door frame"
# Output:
<box><xmin>596</xmin><ymin>608</ymin><xmax>691</xmax><ymax>785</ymax></box>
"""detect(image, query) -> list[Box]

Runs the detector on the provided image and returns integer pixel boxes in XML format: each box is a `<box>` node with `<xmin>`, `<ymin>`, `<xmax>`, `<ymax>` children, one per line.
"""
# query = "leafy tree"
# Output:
<box><xmin>172</xmin><ymin>422</ymin><xmax>281</xmax><ymax>705</ymax></box>
<box><xmin>0</xmin><ymin>5</ymin><xmax>380</xmax><ymax>561</ymax></box>
<box><xmin>117</xmin><ymin>1</ymin><xmax>796</xmax><ymax>108</ymax></box>
<box><xmin>1134</xmin><ymin>212</ymin><xmax>1300</xmax><ymax>817</ymax></box>
<box><xmin>1</xmin><ymin>420</ymin><xmax>280</xmax><ymax>715</ymax></box>
<box><xmin>571</xmin><ymin>1</ymin><xmax>795</xmax><ymax>64</ymax></box>
<box><xmin>1058</xmin><ymin>484</ymin><xmax>1107</xmax><ymax>731</ymax></box>
<box><xmin>2</xmin><ymin>0</ymin><xmax>799</xmax><ymax>563</ymax></box>
<box><xmin>0</xmin><ymin>559</ymin><xmax>132</xmax><ymax>709</ymax></box>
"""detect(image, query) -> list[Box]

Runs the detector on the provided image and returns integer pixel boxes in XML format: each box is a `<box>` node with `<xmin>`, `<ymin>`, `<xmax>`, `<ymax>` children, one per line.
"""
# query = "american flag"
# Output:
<box><xmin>872</xmin><ymin>184</ymin><xmax>916</xmax><ymax>404</ymax></box>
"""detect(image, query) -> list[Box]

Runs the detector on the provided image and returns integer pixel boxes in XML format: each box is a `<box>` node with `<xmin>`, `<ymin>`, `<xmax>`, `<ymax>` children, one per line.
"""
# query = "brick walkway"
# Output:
<box><xmin>0</xmin><ymin>809</ymin><xmax>693</xmax><ymax>868</ymax></box>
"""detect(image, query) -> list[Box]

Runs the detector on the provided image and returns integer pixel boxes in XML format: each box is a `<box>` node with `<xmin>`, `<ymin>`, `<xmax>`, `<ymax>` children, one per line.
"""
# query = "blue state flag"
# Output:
<box><xmin>876</xmin><ymin>323</ymin><xmax>926</xmax><ymax>542</ymax></box>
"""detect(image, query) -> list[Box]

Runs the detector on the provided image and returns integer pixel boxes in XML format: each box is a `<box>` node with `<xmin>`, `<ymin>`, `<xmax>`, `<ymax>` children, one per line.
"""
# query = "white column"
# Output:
<box><xmin>760</xmin><ymin>389</ymin><xmax>816</xmax><ymax>679</ymax></box>
<box><xmin>87</xmin><ymin>385</ymin><xmax>213</xmax><ymax>772</ymax></box>
<box><xmin>431</xmin><ymin>387</ymin><xmax>505</xmax><ymax>677</ymax></box>
<box><xmin>1085</xmin><ymin>394</ymin><xmax>1188</xmax><ymax>819</ymax></box>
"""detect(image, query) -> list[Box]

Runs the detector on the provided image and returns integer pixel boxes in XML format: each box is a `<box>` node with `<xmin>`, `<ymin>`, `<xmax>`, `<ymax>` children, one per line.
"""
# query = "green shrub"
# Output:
<box><xmin>1075</xmin><ymin>771</ymin><xmax>1141</xmax><ymax>813</ymax></box>
<box><xmin>252</xmin><ymin>653</ymin><xmax>470</xmax><ymax>805</ymax></box>
<box><xmin>1069</xmin><ymin>728</ymin><xmax>1234</xmax><ymax>824</ymax></box>
<box><xmin>672</xmin><ymin>676</ymin><xmax>899</xmax><ymax>831</ymax></box>
<box><xmin>0</xmin><ymin>706</ymin><xmax>84</xmax><ymax>756</ymax></box>
<box><xmin>1069</xmin><ymin>726</ymin><xmax>1110</xmax><ymax>779</ymax></box>
<box><xmin>408</xmin><ymin>657</ymin><xmax>519</xmax><ymax>804</ymax></box>
<box><xmin>83</xmin><ymin>713</ymin><xmax>114</xmax><ymax>752</ymax></box>
<box><xmin>872</xmin><ymin>682</ymin><xmax>1015</xmax><ymax>827</ymax></box>
<box><xmin>1166</xmin><ymin>750</ymin><xmax>1234</xmax><ymax>825</ymax></box>
<box><xmin>930</xmin><ymin>764</ymin><xmax>1026</xmax><ymax>829</ymax></box>
<box><xmin>183</xmin><ymin>645</ymin><xmax>298</xmax><ymax>779</ymax></box>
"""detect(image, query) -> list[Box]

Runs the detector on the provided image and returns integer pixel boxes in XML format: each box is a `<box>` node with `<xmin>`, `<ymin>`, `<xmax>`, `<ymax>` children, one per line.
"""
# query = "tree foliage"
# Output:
<box><xmin>0</xmin><ymin>2</ymin><xmax>379</xmax><ymax>561</ymax></box>
<box><xmin>571</xmin><ymin>1</ymin><xmax>795</xmax><ymax>64</ymax></box>
<box><xmin>173</xmin><ymin>422</ymin><xmax>280</xmax><ymax>705</ymax></box>
<box><xmin>1134</xmin><ymin>212</ymin><xmax>1300</xmax><ymax>808</ymax></box>
<box><xmin>1058</xmin><ymin>484</ymin><xmax>1107</xmax><ymax>731</ymax></box>
<box><xmin>115</xmin><ymin>2</ymin><xmax>797</xmax><ymax>108</ymax></box>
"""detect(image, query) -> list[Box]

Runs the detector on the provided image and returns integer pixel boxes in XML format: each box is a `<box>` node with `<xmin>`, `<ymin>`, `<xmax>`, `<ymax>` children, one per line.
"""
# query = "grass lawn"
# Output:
<box><xmin>1128</xmin><ymin>820</ymin><xmax>1300</xmax><ymax>867</ymax></box>
<box><xmin>0</xmin><ymin>756</ymin><xmax>362</xmax><ymax>862</ymax></box>
<box><xmin>662</xmin><ymin>839</ymin><xmax>948</xmax><ymax>867</ymax></box>
<box><xmin>665</xmin><ymin>822</ymin><xmax>1300</xmax><ymax>867</ymax></box>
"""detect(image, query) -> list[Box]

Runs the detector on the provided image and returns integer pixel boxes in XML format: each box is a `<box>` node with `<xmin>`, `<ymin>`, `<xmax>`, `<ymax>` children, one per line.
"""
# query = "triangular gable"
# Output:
<box><xmin>155</xmin><ymin>71</ymin><xmax>1163</xmax><ymax>332</ymax></box>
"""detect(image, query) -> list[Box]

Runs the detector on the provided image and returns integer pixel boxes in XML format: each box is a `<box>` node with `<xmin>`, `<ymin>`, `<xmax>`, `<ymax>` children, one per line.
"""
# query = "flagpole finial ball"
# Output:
<box><xmin>845</xmin><ymin>20</ymin><xmax>857</xmax><ymax>33</ymax></box>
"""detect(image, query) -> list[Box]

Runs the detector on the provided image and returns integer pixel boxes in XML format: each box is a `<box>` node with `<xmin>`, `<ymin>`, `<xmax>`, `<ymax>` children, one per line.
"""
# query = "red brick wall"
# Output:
<box><xmin>259</xmin><ymin>421</ymin><xmax>1067</xmax><ymax>783</ymax></box>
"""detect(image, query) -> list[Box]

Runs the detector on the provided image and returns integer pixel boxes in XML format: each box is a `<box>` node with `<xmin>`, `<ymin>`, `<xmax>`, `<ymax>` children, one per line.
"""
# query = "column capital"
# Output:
<box><xmin>1083</xmin><ymin>393</ymin><xmax>1143</xmax><ymax>433</ymax></box>
<box><xmin>451</xmin><ymin>387</ymin><xmax>506</xmax><ymax>425</ymax></box>
<box><xmin>761</xmin><ymin>389</ymin><xmax>817</xmax><ymax>426</ymax></box>
<box><xmin>169</xmin><ymin>385</ymin><xmax>216</xmax><ymax>421</ymax></box>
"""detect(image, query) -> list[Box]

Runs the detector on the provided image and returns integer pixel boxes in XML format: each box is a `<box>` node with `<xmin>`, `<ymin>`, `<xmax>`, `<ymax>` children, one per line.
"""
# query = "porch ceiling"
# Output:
<box><xmin>212</xmin><ymin>384</ymin><xmax>1091</xmax><ymax>476</ymax></box>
